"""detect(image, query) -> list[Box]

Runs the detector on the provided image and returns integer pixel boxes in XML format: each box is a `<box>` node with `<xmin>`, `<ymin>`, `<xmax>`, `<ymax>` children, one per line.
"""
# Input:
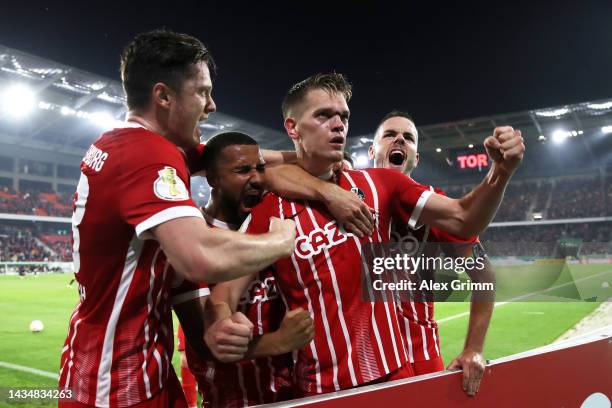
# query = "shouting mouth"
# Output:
<box><xmin>388</xmin><ymin>148</ymin><xmax>406</xmax><ymax>166</ymax></box>
<box><xmin>241</xmin><ymin>190</ymin><xmax>263</xmax><ymax>211</ymax></box>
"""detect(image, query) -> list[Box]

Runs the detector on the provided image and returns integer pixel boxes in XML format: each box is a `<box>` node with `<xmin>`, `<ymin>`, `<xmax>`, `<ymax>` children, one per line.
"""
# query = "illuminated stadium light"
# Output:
<box><xmin>587</xmin><ymin>101</ymin><xmax>612</xmax><ymax>110</ymax></box>
<box><xmin>360</xmin><ymin>137</ymin><xmax>373</xmax><ymax>144</ymax></box>
<box><xmin>435</xmin><ymin>147</ymin><xmax>442</xmax><ymax>153</ymax></box>
<box><xmin>1</xmin><ymin>83</ymin><xmax>36</xmax><ymax>118</ymax></box>
<box><xmin>602</xmin><ymin>126</ymin><xmax>612</xmax><ymax>134</ymax></box>
<box><xmin>532</xmin><ymin>212</ymin><xmax>543</xmax><ymax>220</ymax></box>
<box><xmin>552</xmin><ymin>129</ymin><xmax>569</xmax><ymax>144</ymax></box>
<box><xmin>538</xmin><ymin>135</ymin><xmax>546</xmax><ymax>141</ymax></box>
<box><xmin>60</xmin><ymin>106</ymin><xmax>76</xmax><ymax>116</ymax></box>
<box><xmin>38</xmin><ymin>101</ymin><xmax>52</xmax><ymax>110</ymax></box>
<box><xmin>468</xmin><ymin>144</ymin><xmax>474</xmax><ymax>148</ymax></box>
<box><xmin>355</xmin><ymin>154</ymin><xmax>369</xmax><ymax>167</ymax></box>
<box><xmin>578</xmin><ymin>130</ymin><xmax>584</xmax><ymax>135</ymax></box>
<box><xmin>535</xmin><ymin>108</ymin><xmax>569</xmax><ymax>117</ymax></box>
<box><xmin>89</xmin><ymin>111</ymin><xmax>122</xmax><ymax>129</ymax></box>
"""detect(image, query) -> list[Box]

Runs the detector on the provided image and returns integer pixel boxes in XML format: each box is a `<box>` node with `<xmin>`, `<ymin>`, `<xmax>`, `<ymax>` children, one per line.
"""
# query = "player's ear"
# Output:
<box><xmin>152</xmin><ymin>83</ymin><xmax>172</xmax><ymax>108</ymax></box>
<box><xmin>285</xmin><ymin>117</ymin><xmax>299</xmax><ymax>142</ymax></box>
<box><xmin>368</xmin><ymin>144</ymin><xmax>375</xmax><ymax>160</ymax></box>
<box><xmin>414</xmin><ymin>152</ymin><xmax>420</xmax><ymax>168</ymax></box>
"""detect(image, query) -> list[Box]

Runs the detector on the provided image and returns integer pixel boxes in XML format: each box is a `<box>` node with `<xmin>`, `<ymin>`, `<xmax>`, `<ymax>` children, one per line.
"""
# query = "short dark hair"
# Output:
<box><xmin>120</xmin><ymin>29</ymin><xmax>217</xmax><ymax>110</ymax></box>
<box><xmin>376</xmin><ymin>110</ymin><xmax>415</xmax><ymax>131</ymax></box>
<box><xmin>282</xmin><ymin>73</ymin><xmax>352</xmax><ymax>118</ymax></box>
<box><xmin>201</xmin><ymin>132</ymin><xmax>259</xmax><ymax>173</ymax></box>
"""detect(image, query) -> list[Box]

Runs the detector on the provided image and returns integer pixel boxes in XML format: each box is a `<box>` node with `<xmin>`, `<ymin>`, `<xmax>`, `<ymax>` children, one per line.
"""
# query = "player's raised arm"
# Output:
<box><xmin>153</xmin><ymin>216</ymin><xmax>295</xmax><ymax>283</ymax></box>
<box><xmin>418</xmin><ymin>126</ymin><xmax>524</xmax><ymax>237</ymax></box>
<box><xmin>265</xmin><ymin>164</ymin><xmax>374</xmax><ymax>237</ymax></box>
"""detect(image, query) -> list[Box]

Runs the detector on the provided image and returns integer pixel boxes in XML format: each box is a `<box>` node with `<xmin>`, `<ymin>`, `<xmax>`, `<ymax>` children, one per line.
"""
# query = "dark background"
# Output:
<box><xmin>1</xmin><ymin>0</ymin><xmax>611</xmax><ymax>135</ymax></box>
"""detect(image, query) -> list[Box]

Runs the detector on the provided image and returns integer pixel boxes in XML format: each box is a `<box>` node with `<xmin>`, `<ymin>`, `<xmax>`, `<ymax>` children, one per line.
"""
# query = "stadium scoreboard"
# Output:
<box><xmin>452</xmin><ymin>147</ymin><xmax>490</xmax><ymax>172</ymax></box>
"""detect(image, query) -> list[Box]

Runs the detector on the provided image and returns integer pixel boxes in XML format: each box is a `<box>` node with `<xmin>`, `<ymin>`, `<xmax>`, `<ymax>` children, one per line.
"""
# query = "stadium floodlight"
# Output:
<box><xmin>355</xmin><ymin>154</ymin><xmax>369</xmax><ymax>168</ymax></box>
<box><xmin>587</xmin><ymin>101</ymin><xmax>612</xmax><ymax>110</ymax></box>
<box><xmin>538</xmin><ymin>135</ymin><xmax>546</xmax><ymax>141</ymax></box>
<box><xmin>435</xmin><ymin>147</ymin><xmax>442</xmax><ymax>153</ymax></box>
<box><xmin>602</xmin><ymin>126</ymin><xmax>612</xmax><ymax>134</ymax></box>
<box><xmin>89</xmin><ymin>111</ymin><xmax>121</xmax><ymax>129</ymax></box>
<box><xmin>552</xmin><ymin>129</ymin><xmax>568</xmax><ymax>144</ymax></box>
<box><xmin>535</xmin><ymin>108</ymin><xmax>569</xmax><ymax>118</ymax></box>
<box><xmin>1</xmin><ymin>83</ymin><xmax>36</xmax><ymax>118</ymax></box>
<box><xmin>468</xmin><ymin>144</ymin><xmax>474</xmax><ymax>148</ymax></box>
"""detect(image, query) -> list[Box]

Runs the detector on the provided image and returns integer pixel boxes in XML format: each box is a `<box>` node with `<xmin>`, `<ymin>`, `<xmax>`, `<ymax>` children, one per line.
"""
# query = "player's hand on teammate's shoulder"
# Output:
<box><xmin>268</xmin><ymin>217</ymin><xmax>297</xmax><ymax>256</ymax></box>
<box><xmin>277</xmin><ymin>307</ymin><xmax>315</xmax><ymax>354</ymax></box>
<box><xmin>319</xmin><ymin>183</ymin><xmax>374</xmax><ymax>238</ymax></box>
<box><xmin>204</xmin><ymin>311</ymin><xmax>254</xmax><ymax>363</ymax></box>
<box><xmin>446</xmin><ymin>348</ymin><xmax>486</xmax><ymax>397</ymax></box>
<box><xmin>483</xmin><ymin>126</ymin><xmax>525</xmax><ymax>175</ymax></box>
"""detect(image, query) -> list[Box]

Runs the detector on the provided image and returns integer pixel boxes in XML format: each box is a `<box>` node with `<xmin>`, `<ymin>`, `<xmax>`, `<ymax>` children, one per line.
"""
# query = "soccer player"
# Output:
<box><xmin>206</xmin><ymin>73</ymin><xmax>524</xmax><ymax>397</ymax></box>
<box><xmin>368</xmin><ymin>111</ymin><xmax>495</xmax><ymax>396</ymax></box>
<box><xmin>57</xmin><ymin>31</ymin><xmax>367</xmax><ymax>407</ymax></box>
<box><xmin>179</xmin><ymin>131</ymin><xmax>315</xmax><ymax>407</ymax></box>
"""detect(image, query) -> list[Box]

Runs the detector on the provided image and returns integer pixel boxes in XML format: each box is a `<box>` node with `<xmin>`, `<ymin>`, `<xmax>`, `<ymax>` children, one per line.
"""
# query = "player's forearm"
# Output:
<box><xmin>264</xmin><ymin>164</ymin><xmax>336</xmax><ymax>203</ymax></box>
<box><xmin>464</xmin><ymin>300</ymin><xmax>494</xmax><ymax>353</ymax></box>
<box><xmin>261</xmin><ymin>149</ymin><xmax>297</xmax><ymax>166</ymax></box>
<box><xmin>244</xmin><ymin>331</ymin><xmax>287</xmax><ymax>359</ymax></box>
<box><xmin>194</xmin><ymin>229</ymin><xmax>292</xmax><ymax>283</ymax></box>
<box><xmin>456</xmin><ymin>162</ymin><xmax>512</xmax><ymax>236</ymax></box>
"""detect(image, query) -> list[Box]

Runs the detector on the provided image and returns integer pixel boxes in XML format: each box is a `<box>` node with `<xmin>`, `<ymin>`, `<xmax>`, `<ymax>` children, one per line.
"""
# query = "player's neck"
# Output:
<box><xmin>204</xmin><ymin>190</ymin><xmax>243</xmax><ymax>227</ymax></box>
<box><xmin>126</xmin><ymin>112</ymin><xmax>166</xmax><ymax>138</ymax></box>
<box><xmin>298</xmin><ymin>157</ymin><xmax>335</xmax><ymax>181</ymax></box>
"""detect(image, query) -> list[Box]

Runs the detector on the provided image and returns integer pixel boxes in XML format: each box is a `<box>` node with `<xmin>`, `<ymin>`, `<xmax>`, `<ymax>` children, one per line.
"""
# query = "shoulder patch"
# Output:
<box><xmin>153</xmin><ymin>166</ymin><xmax>189</xmax><ymax>201</ymax></box>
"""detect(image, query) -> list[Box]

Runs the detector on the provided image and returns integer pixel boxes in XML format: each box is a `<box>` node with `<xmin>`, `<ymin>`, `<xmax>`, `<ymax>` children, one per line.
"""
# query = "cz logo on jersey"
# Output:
<box><xmin>295</xmin><ymin>220</ymin><xmax>350</xmax><ymax>259</ymax></box>
<box><xmin>154</xmin><ymin>166</ymin><xmax>189</xmax><ymax>201</ymax></box>
<box><xmin>239</xmin><ymin>276</ymin><xmax>279</xmax><ymax>305</ymax></box>
<box><xmin>351</xmin><ymin>187</ymin><xmax>366</xmax><ymax>201</ymax></box>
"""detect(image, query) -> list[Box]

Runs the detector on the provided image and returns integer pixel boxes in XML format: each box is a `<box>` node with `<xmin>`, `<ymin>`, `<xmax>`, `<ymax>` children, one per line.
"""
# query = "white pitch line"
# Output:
<box><xmin>0</xmin><ymin>361</ymin><xmax>58</xmax><ymax>379</ymax></box>
<box><xmin>437</xmin><ymin>269</ymin><xmax>612</xmax><ymax>324</ymax></box>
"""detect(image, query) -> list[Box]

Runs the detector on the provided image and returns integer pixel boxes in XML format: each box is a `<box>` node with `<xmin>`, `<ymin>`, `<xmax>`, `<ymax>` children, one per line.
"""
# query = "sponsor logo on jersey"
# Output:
<box><xmin>153</xmin><ymin>166</ymin><xmax>189</xmax><ymax>201</ymax></box>
<box><xmin>351</xmin><ymin>187</ymin><xmax>366</xmax><ymax>201</ymax></box>
<box><xmin>239</xmin><ymin>276</ymin><xmax>279</xmax><ymax>305</ymax></box>
<box><xmin>295</xmin><ymin>220</ymin><xmax>352</xmax><ymax>259</ymax></box>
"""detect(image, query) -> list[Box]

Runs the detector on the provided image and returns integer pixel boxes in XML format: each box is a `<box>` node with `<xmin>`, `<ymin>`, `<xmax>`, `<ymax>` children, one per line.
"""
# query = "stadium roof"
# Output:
<box><xmin>0</xmin><ymin>44</ymin><xmax>292</xmax><ymax>156</ymax></box>
<box><xmin>1</xmin><ymin>44</ymin><xmax>611</xmax><ymax>161</ymax></box>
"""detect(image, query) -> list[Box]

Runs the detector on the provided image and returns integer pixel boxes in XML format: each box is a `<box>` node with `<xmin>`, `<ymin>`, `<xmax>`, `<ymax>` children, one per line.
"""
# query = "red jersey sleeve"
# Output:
<box><xmin>118</xmin><ymin>139</ymin><xmax>203</xmax><ymax>239</ymax></box>
<box><xmin>171</xmin><ymin>273</ymin><xmax>210</xmax><ymax>306</ymax></box>
<box><xmin>184</xmin><ymin>143</ymin><xmax>206</xmax><ymax>174</ymax></box>
<box><xmin>381</xmin><ymin>169</ymin><xmax>432</xmax><ymax>230</ymax></box>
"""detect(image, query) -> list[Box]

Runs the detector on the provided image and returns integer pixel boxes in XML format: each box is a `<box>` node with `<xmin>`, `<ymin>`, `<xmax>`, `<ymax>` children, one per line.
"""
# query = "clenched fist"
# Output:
<box><xmin>483</xmin><ymin>126</ymin><xmax>525</xmax><ymax>176</ymax></box>
<box><xmin>276</xmin><ymin>308</ymin><xmax>315</xmax><ymax>354</ymax></box>
<box><xmin>204</xmin><ymin>311</ymin><xmax>254</xmax><ymax>363</ymax></box>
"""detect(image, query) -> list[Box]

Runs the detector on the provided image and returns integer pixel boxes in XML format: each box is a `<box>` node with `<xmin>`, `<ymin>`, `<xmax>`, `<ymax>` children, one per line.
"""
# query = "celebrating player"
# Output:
<box><xmin>206</xmin><ymin>73</ymin><xmax>524</xmax><ymax>397</ymax></box>
<box><xmin>369</xmin><ymin>111</ymin><xmax>495</xmax><ymax>396</ymax></box>
<box><xmin>176</xmin><ymin>131</ymin><xmax>315</xmax><ymax>407</ymax></box>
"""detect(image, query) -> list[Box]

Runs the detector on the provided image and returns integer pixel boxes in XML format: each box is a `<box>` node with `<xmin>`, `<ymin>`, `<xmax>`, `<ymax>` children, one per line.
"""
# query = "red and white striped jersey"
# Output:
<box><xmin>241</xmin><ymin>168</ymin><xmax>431</xmax><ymax>396</ymax></box>
<box><xmin>185</xmin><ymin>214</ymin><xmax>293</xmax><ymax>407</ymax></box>
<box><xmin>59</xmin><ymin>124</ymin><xmax>208</xmax><ymax>407</ymax></box>
<box><xmin>392</xmin><ymin>186</ymin><xmax>479</xmax><ymax>363</ymax></box>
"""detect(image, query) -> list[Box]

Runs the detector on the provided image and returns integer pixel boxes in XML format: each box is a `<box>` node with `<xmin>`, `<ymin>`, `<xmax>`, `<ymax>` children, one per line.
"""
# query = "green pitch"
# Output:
<box><xmin>0</xmin><ymin>265</ymin><xmax>608</xmax><ymax>407</ymax></box>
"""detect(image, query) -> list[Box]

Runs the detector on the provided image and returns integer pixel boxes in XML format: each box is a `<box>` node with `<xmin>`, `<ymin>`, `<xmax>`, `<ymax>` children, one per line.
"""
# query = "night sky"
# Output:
<box><xmin>1</xmin><ymin>1</ymin><xmax>611</xmax><ymax>136</ymax></box>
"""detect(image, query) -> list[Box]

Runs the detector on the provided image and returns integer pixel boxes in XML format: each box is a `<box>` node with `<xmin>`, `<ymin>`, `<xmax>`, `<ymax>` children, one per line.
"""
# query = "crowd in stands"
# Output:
<box><xmin>0</xmin><ymin>187</ymin><xmax>72</xmax><ymax>217</ymax></box>
<box><xmin>0</xmin><ymin>225</ymin><xmax>71</xmax><ymax>262</ymax></box>
<box><xmin>442</xmin><ymin>173</ymin><xmax>611</xmax><ymax>222</ymax></box>
<box><xmin>481</xmin><ymin>222</ymin><xmax>612</xmax><ymax>257</ymax></box>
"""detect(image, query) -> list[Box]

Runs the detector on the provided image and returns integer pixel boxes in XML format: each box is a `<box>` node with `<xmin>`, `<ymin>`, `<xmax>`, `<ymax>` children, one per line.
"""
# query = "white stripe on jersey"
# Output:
<box><xmin>344</xmin><ymin>172</ymin><xmax>398</xmax><ymax>373</ymax></box>
<box><xmin>291</xmin><ymin>202</ymin><xmax>340</xmax><ymax>391</ymax></box>
<box><xmin>304</xmin><ymin>205</ymin><xmax>358</xmax><ymax>387</ymax></box>
<box><xmin>408</xmin><ymin>190</ymin><xmax>433</xmax><ymax>229</ymax></box>
<box><xmin>135</xmin><ymin>206</ymin><xmax>204</xmax><ymax>238</ymax></box>
<box><xmin>141</xmin><ymin>247</ymin><xmax>161</xmax><ymax>399</ymax></box>
<box><xmin>287</xmin><ymin>200</ymin><xmax>323</xmax><ymax>393</ymax></box>
<box><xmin>403</xmin><ymin>316</ymin><xmax>414</xmax><ymax>363</ymax></box>
<box><xmin>59</xmin><ymin>303</ymin><xmax>81</xmax><ymax>385</ymax></box>
<box><xmin>72</xmin><ymin>173</ymin><xmax>89</xmax><ymax>274</ymax></box>
<box><xmin>95</xmin><ymin>236</ymin><xmax>145</xmax><ymax>407</ymax></box>
<box><xmin>359</xmin><ymin>170</ymin><xmax>407</xmax><ymax>365</ymax></box>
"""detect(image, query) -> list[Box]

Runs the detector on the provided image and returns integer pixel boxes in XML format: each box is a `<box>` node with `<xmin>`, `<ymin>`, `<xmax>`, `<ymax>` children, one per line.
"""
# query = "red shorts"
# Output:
<box><xmin>59</xmin><ymin>368</ymin><xmax>188</xmax><ymax>408</ymax></box>
<box><xmin>411</xmin><ymin>357</ymin><xmax>445</xmax><ymax>375</ymax></box>
<box><xmin>366</xmin><ymin>363</ymin><xmax>415</xmax><ymax>386</ymax></box>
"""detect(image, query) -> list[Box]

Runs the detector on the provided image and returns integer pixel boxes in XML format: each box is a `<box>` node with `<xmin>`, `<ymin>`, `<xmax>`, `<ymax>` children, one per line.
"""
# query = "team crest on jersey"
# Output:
<box><xmin>153</xmin><ymin>166</ymin><xmax>189</xmax><ymax>201</ymax></box>
<box><xmin>351</xmin><ymin>187</ymin><xmax>366</xmax><ymax>201</ymax></box>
